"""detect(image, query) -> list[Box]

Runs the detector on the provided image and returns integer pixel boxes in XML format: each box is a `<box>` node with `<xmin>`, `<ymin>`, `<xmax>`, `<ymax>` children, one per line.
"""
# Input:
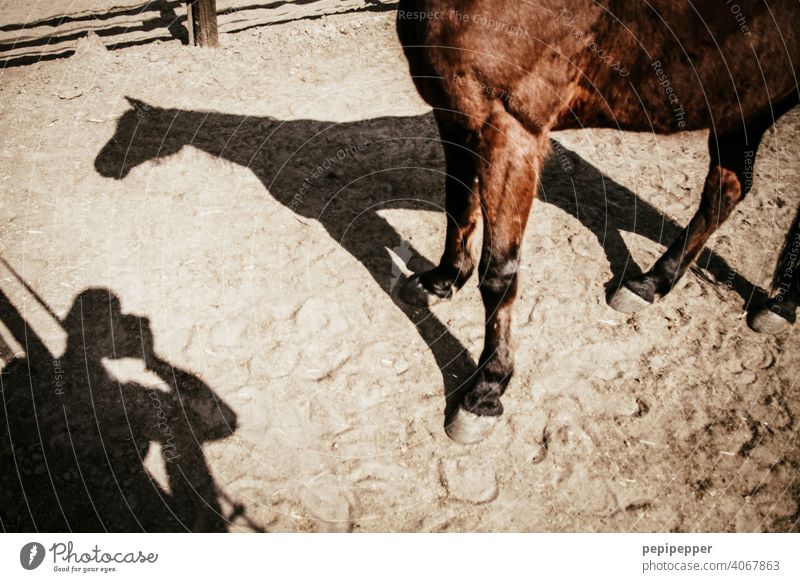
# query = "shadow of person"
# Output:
<box><xmin>0</xmin><ymin>286</ymin><xmax>241</xmax><ymax>532</ymax></box>
<box><xmin>93</xmin><ymin>101</ymin><xmax>766</xmax><ymax>417</ymax></box>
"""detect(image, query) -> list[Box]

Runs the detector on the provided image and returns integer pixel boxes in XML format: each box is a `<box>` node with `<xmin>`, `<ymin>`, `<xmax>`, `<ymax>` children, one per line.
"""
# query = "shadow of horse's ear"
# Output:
<box><xmin>124</xmin><ymin>96</ymin><xmax>152</xmax><ymax>114</ymax></box>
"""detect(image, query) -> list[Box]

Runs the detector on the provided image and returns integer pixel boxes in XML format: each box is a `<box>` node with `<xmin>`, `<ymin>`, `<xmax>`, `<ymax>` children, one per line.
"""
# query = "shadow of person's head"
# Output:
<box><xmin>62</xmin><ymin>287</ymin><xmax>155</xmax><ymax>362</ymax></box>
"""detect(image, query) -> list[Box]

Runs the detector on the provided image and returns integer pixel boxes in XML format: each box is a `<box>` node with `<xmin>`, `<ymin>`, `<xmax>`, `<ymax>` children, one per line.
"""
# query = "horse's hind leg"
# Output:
<box><xmin>610</xmin><ymin>125</ymin><xmax>765</xmax><ymax>313</ymax></box>
<box><xmin>749</xmin><ymin>207</ymin><xmax>800</xmax><ymax>333</ymax></box>
<box><xmin>399</xmin><ymin>116</ymin><xmax>480</xmax><ymax>306</ymax></box>
<box><xmin>446</xmin><ymin>107</ymin><xmax>545</xmax><ymax>444</ymax></box>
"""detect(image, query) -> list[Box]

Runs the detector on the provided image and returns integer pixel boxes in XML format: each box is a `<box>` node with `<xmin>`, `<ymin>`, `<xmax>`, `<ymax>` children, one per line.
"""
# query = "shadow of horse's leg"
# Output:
<box><xmin>694</xmin><ymin>248</ymin><xmax>769</xmax><ymax>309</ymax></box>
<box><xmin>540</xmin><ymin>156</ymin><xmax>653</xmax><ymax>297</ymax></box>
<box><xmin>748</xmin><ymin>204</ymin><xmax>800</xmax><ymax>332</ymax></box>
<box><xmin>595</xmin><ymin>227</ymin><xmax>645</xmax><ymax>294</ymax></box>
<box><xmin>328</xmin><ymin>211</ymin><xmax>477</xmax><ymax>416</ymax></box>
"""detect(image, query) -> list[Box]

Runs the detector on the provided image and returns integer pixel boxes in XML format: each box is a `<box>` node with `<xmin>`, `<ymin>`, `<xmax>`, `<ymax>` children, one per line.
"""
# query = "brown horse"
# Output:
<box><xmin>397</xmin><ymin>0</ymin><xmax>800</xmax><ymax>442</ymax></box>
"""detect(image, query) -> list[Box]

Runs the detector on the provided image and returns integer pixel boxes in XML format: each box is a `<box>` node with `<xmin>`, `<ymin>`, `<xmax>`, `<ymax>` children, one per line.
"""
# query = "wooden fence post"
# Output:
<box><xmin>186</xmin><ymin>0</ymin><xmax>218</xmax><ymax>47</ymax></box>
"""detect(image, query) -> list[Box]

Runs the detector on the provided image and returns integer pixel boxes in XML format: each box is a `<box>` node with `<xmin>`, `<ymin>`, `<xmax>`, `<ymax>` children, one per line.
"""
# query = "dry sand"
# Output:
<box><xmin>0</xmin><ymin>1</ymin><xmax>798</xmax><ymax>532</ymax></box>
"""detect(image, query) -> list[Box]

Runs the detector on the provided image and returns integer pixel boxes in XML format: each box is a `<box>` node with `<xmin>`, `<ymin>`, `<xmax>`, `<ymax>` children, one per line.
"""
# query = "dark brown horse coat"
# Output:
<box><xmin>397</xmin><ymin>0</ymin><xmax>800</xmax><ymax>442</ymax></box>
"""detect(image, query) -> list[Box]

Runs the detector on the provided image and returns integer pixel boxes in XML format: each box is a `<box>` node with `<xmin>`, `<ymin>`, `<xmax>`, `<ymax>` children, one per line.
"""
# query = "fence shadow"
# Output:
<box><xmin>1</xmin><ymin>1</ymin><xmax>400</xmax><ymax>68</ymax></box>
<box><xmin>1</xmin><ymin>1</ymin><xmax>188</xmax><ymax>68</ymax></box>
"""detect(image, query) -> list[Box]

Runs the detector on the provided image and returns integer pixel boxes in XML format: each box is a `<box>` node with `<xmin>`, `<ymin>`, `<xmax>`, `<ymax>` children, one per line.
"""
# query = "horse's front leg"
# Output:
<box><xmin>399</xmin><ymin>116</ymin><xmax>480</xmax><ymax>306</ymax></box>
<box><xmin>446</xmin><ymin>106</ymin><xmax>546</xmax><ymax>444</ymax></box>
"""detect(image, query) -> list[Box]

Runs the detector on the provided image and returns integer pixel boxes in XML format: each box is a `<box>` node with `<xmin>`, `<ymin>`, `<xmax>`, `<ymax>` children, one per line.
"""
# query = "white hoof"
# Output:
<box><xmin>749</xmin><ymin>308</ymin><xmax>790</xmax><ymax>334</ymax></box>
<box><xmin>608</xmin><ymin>285</ymin><xmax>652</xmax><ymax>314</ymax></box>
<box><xmin>445</xmin><ymin>406</ymin><xmax>499</xmax><ymax>444</ymax></box>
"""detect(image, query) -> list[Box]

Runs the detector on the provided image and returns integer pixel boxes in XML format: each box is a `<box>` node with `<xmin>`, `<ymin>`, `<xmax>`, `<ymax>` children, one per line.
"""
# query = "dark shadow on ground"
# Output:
<box><xmin>0</xmin><ymin>284</ymin><xmax>249</xmax><ymax>532</ymax></box>
<box><xmin>539</xmin><ymin>138</ymin><xmax>769</xmax><ymax>308</ymax></box>
<box><xmin>222</xmin><ymin>0</ymin><xmax>398</xmax><ymax>35</ymax></box>
<box><xmin>1</xmin><ymin>1</ymin><xmax>399</xmax><ymax>68</ymax></box>
<box><xmin>1</xmin><ymin>1</ymin><xmax>188</xmax><ymax>68</ymax></box>
<box><xmin>93</xmin><ymin>102</ymin><xmax>767</xmax><ymax>416</ymax></box>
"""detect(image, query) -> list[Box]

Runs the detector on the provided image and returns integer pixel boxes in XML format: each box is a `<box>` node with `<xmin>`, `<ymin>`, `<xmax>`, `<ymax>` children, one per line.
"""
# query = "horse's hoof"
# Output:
<box><xmin>445</xmin><ymin>406</ymin><xmax>499</xmax><ymax>444</ymax></box>
<box><xmin>749</xmin><ymin>307</ymin><xmax>791</xmax><ymax>334</ymax></box>
<box><xmin>608</xmin><ymin>285</ymin><xmax>652</xmax><ymax>314</ymax></box>
<box><xmin>398</xmin><ymin>274</ymin><xmax>449</xmax><ymax>307</ymax></box>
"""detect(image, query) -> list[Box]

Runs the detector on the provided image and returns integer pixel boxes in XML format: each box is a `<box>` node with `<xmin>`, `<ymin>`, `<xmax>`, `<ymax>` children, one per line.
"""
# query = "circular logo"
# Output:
<box><xmin>20</xmin><ymin>542</ymin><xmax>46</xmax><ymax>570</ymax></box>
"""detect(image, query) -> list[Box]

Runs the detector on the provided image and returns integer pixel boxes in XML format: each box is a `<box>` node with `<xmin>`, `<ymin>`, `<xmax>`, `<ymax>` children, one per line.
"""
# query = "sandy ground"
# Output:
<box><xmin>0</xmin><ymin>2</ymin><xmax>799</xmax><ymax>532</ymax></box>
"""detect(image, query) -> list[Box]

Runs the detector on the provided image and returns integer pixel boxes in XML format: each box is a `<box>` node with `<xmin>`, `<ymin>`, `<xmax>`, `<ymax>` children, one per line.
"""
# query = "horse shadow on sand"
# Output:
<box><xmin>93</xmin><ymin>100</ymin><xmax>767</xmax><ymax>415</ymax></box>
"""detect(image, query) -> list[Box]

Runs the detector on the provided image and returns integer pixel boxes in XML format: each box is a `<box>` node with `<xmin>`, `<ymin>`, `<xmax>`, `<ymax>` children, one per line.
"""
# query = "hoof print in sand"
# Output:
<box><xmin>439</xmin><ymin>457</ymin><xmax>499</xmax><ymax>504</ymax></box>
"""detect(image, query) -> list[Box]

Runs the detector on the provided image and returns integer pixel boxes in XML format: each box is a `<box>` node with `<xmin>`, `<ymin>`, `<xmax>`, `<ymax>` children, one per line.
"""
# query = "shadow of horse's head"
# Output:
<box><xmin>95</xmin><ymin>97</ymin><xmax>191</xmax><ymax>179</ymax></box>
